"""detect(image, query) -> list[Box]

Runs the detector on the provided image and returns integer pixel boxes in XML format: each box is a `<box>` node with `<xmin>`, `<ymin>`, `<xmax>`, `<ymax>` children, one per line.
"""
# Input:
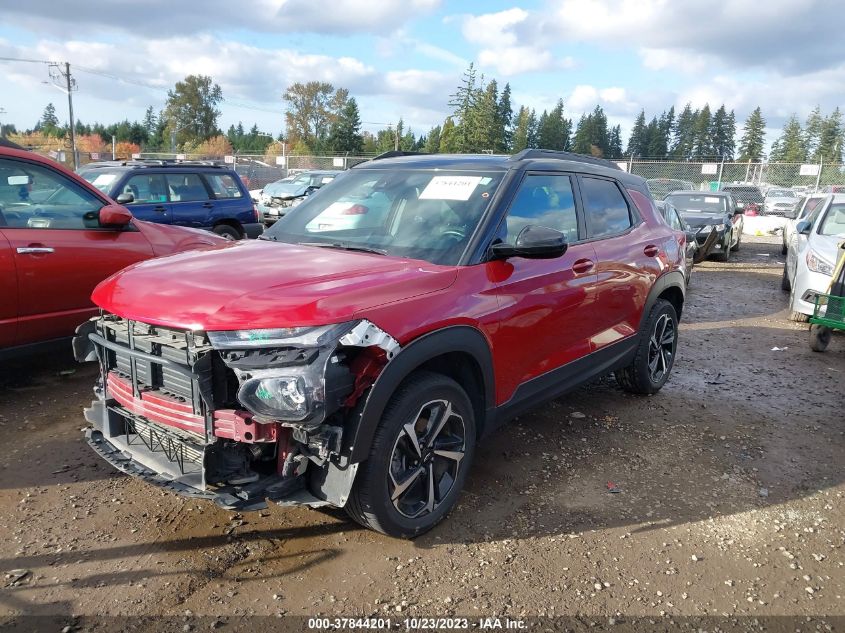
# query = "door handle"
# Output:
<box><xmin>17</xmin><ymin>247</ymin><xmax>55</xmax><ymax>254</ymax></box>
<box><xmin>202</xmin><ymin>202</ymin><xmax>214</xmax><ymax>209</ymax></box>
<box><xmin>153</xmin><ymin>205</ymin><xmax>167</xmax><ymax>213</ymax></box>
<box><xmin>644</xmin><ymin>245</ymin><xmax>659</xmax><ymax>257</ymax></box>
<box><xmin>572</xmin><ymin>258</ymin><xmax>595</xmax><ymax>274</ymax></box>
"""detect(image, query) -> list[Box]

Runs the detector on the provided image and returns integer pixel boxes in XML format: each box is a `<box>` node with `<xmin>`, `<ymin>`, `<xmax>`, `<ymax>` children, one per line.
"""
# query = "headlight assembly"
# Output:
<box><xmin>238</xmin><ymin>374</ymin><xmax>310</xmax><ymax>420</ymax></box>
<box><xmin>806</xmin><ymin>250</ymin><xmax>834</xmax><ymax>276</ymax></box>
<box><xmin>208</xmin><ymin>324</ymin><xmax>351</xmax><ymax>349</ymax></box>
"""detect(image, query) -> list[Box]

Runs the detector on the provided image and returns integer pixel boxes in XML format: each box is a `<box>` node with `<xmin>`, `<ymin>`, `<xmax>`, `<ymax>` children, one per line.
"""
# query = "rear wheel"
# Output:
<box><xmin>213</xmin><ymin>224</ymin><xmax>241</xmax><ymax>240</ymax></box>
<box><xmin>345</xmin><ymin>371</ymin><xmax>476</xmax><ymax>538</ymax></box>
<box><xmin>809</xmin><ymin>325</ymin><xmax>832</xmax><ymax>352</ymax></box>
<box><xmin>616</xmin><ymin>299</ymin><xmax>678</xmax><ymax>395</ymax></box>
<box><xmin>730</xmin><ymin>230</ymin><xmax>741</xmax><ymax>252</ymax></box>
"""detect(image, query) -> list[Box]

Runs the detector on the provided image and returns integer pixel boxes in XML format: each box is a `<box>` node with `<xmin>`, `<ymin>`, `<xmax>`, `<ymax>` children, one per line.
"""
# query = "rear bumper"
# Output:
<box><xmin>242</xmin><ymin>222</ymin><xmax>264</xmax><ymax>239</ymax></box>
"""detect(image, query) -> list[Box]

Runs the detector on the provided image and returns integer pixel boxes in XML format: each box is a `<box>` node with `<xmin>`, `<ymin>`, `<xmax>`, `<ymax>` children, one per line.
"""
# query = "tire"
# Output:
<box><xmin>685</xmin><ymin>265</ymin><xmax>692</xmax><ymax>288</ymax></box>
<box><xmin>809</xmin><ymin>325</ymin><xmax>832</xmax><ymax>352</ymax></box>
<box><xmin>715</xmin><ymin>238</ymin><xmax>731</xmax><ymax>262</ymax></box>
<box><xmin>781</xmin><ymin>239</ymin><xmax>788</xmax><ymax>256</ymax></box>
<box><xmin>345</xmin><ymin>371</ymin><xmax>476</xmax><ymax>538</ymax></box>
<box><xmin>213</xmin><ymin>224</ymin><xmax>241</xmax><ymax>240</ymax></box>
<box><xmin>788</xmin><ymin>283</ymin><xmax>810</xmax><ymax>322</ymax></box>
<box><xmin>781</xmin><ymin>265</ymin><xmax>791</xmax><ymax>292</ymax></box>
<box><xmin>615</xmin><ymin>298</ymin><xmax>678</xmax><ymax>395</ymax></box>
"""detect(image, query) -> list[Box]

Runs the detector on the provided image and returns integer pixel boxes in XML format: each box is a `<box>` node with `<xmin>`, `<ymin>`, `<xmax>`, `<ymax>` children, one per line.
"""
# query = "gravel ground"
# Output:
<box><xmin>0</xmin><ymin>235</ymin><xmax>842</xmax><ymax>632</ymax></box>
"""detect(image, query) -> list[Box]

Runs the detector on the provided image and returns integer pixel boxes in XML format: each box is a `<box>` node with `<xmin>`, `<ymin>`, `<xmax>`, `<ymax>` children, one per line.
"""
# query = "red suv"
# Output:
<box><xmin>75</xmin><ymin>150</ymin><xmax>687</xmax><ymax>538</ymax></box>
<box><xmin>0</xmin><ymin>146</ymin><xmax>225</xmax><ymax>358</ymax></box>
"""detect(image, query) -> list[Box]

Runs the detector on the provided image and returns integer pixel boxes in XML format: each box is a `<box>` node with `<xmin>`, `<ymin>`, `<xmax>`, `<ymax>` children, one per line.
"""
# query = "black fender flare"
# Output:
<box><xmin>640</xmin><ymin>270</ymin><xmax>686</xmax><ymax>328</ymax></box>
<box><xmin>342</xmin><ymin>325</ymin><xmax>495</xmax><ymax>464</ymax></box>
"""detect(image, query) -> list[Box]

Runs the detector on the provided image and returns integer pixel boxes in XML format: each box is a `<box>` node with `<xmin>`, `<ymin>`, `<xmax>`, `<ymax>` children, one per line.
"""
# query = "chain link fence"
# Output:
<box><xmin>625</xmin><ymin>159</ymin><xmax>845</xmax><ymax>193</ymax></box>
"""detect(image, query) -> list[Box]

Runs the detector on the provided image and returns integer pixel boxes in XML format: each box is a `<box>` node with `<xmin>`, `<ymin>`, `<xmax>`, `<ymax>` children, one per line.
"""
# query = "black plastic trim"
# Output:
<box><xmin>484</xmin><ymin>336</ymin><xmax>638</xmax><ymax>435</ymax></box>
<box><xmin>344</xmin><ymin>326</ymin><xmax>494</xmax><ymax>463</ymax></box>
<box><xmin>89</xmin><ymin>332</ymin><xmax>194</xmax><ymax>380</ymax></box>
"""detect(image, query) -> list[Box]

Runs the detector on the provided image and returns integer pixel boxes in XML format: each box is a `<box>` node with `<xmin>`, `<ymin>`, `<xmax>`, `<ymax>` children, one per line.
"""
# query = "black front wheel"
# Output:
<box><xmin>213</xmin><ymin>224</ymin><xmax>241</xmax><ymax>240</ymax></box>
<box><xmin>616</xmin><ymin>299</ymin><xmax>679</xmax><ymax>395</ymax></box>
<box><xmin>346</xmin><ymin>371</ymin><xmax>476</xmax><ymax>538</ymax></box>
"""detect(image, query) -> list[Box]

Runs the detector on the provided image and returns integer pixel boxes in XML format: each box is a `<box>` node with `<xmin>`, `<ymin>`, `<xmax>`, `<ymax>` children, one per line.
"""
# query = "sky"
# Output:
<box><xmin>1</xmin><ymin>0</ymin><xmax>844</xmax><ymax>147</ymax></box>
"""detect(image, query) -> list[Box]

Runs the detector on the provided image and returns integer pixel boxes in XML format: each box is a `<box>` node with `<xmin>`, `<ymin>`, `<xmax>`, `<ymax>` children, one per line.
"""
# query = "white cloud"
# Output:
<box><xmin>461</xmin><ymin>8</ymin><xmax>529</xmax><ymax>47</ymax></box>
<box><xmin>2</xmin><ymin>0</ymin><xmax>442</xmax><ymax>36</ymax></box>
<box><xmin>477</xmin><ymin>47</ymin><xmax>571</xmax><ymax>76</ymax></box>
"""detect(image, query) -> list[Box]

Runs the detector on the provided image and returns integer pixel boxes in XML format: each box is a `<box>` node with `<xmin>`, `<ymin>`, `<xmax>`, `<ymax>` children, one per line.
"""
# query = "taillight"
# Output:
<box><xmin>341</xmin><ymin>204</ymin><xmax>369</xmax><ymax>216</ymax></box>
<box><xmin>253</xmin><ymin>202</ymin><xmax>260</xmax><ymax>222</ymax></box>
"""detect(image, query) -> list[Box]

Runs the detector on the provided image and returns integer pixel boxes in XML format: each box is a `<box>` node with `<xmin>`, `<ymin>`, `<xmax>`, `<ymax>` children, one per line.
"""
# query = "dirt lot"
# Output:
<box><xmin>1</xmin><ymin>236</ymin><xmax>843</xmax><ymax>632</ymax></box>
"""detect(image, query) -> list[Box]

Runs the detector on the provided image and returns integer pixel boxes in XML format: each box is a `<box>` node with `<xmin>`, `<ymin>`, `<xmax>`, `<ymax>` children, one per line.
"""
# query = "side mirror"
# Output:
<box><xmin>99</xmin><ymin>204</ymin><xmax>133</xmax><ymax>228</ymax></box>
<box><xmin>116</xmin><ymin>192</ymin><xmax>135</xmax><ymax>204</ymax></box>
<box><xmin>796</xmin><ymin>220</ymin><xmax>812</xmax><ymax>235</ymax></box>
<box><xmin>733</xmin><ymin>206</ymin><xmax>744</xmax><ymax>215</ymax></box>
<box><xmin>490</xmin><ymin>225</ymin><xmax>568</xmax><ymax>260</ymax></box>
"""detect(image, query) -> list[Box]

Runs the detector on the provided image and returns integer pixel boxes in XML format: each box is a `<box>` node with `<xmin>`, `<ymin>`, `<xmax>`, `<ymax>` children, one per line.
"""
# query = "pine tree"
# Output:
<box><xmin>326</xmin><ymin>97</ymin><xmax>363</xmax><ymax>153</ymax></box>
<box><xmin>645</xmin><ymin>117</ymin><xmax>664</xmax><ymax>157</ymax></box>
<box><xmin>672</xmin><ymin>103</ymin><xmax>697</xmax><ymax>159</ymax></box>
<box><xmin>468</xmin><ymin>79</ymin><xmax>501</xmax><ymax>152</ymax></box>
<box><xmin>804</xmin><ymin>106</ymin><xmax>824</xmax><ymax>159</ymax></box>
<box><xmin>608</xmin><ymin>125</ymin><xmax>623</xmax><ymax>158</ymax></box>
<box><xmin>142</xmin><ymin>106</ymin><xmax>158</xmax><ymax>138</ymax></box>
<box><xmin>692</xmin><ymin>105</ymin><xmax>712</xmax><ymax>159</ymax></box>
<box><xmin>769</xmin><ymin>115</ymin><xmax>806</xmax><ymax>162</ymax></box>
<box><xmin>38</xmin><ymin>103</ymin><xmax>60</xmax><ymax>135</ymax></box>
<box><xmin>511</xmin><ymin>106</ymin><xmax>532</xmax><ymax>152</ymax></box>
<box><xmin>498</xmin><ymin>83</ymin><xmax>513</xmax><ymax>151</ymax></box>
<box><xmin>626</xmin><ymin>110</ymin><xmax>647</xmax><ymax>157</ymax></box>
<box><xmin>449</xmin><ymin>63</ymin><xmax>479</xmax><ymax>152</ymax></box>
<box><xmin>816</xmin><ymin>108</ymin><xmax>843</xmax><ymax>163</ymax></box>
<box><xmin>710</xmin><ymin>104</ymin><xmax>736</xmax><ymax>159</ymax></box>
<box><xmin>537</xmin><ymin>100</ymin><xmax>571</xmax><ymax>151</ymax></box>
<box><xmin>572</xmin><ymin>106</ymin><xmax>609</xmax><ymax>156</ymax></box>
<box><xmin>423</xmin><ymin>125</ymin><xmax>441</xmax><ymax>153</ymax></box>
<box><xmin>439</xmin><ymin>117</ymin><xmax>459</xmax><ymax>153</ymax></box>
<box><xmin>737</xmin><ymin>107</ymin><xmax>766</xmax><ymax>161</ymax></box>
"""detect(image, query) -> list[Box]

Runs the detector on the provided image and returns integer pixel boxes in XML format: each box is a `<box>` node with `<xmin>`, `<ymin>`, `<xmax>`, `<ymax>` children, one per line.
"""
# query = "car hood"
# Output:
<box><xmin>91</xmin><ymin>240</ymin><xmax>458</xmax><ymax>331</ymax></box>
<box><xmin>263</xmin><ymin>182</ymin><xmax>306</xmax><ymax>198</ymax></box>
<box><xmin>679</xmin><ymin>212</ymin><xmax>727</xmax><ymax>228</ymax></box>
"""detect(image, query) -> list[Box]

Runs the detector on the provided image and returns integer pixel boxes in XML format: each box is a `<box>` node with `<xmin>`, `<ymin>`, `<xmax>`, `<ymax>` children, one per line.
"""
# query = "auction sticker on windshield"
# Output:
<box><xmin>420</xmin><ymin>175</ymin><xmax>482</xmax><ymax>201</ymax></box>
<box><xmin>705</xmin><ymin>196</ymin><xmax>721</xmax><ymax>203</ymax></box>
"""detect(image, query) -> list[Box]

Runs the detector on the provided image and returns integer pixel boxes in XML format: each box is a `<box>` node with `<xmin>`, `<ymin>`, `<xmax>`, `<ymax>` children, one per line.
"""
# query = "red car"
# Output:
<box><xmin>0</xmin><ymin>146</ymin><xmax>224</xmax><ymax>358</ymax></box>
<box><xmin>76</xmin><ymin>150</ymin><xmax>687</xmax><ymax>538</ymax></box>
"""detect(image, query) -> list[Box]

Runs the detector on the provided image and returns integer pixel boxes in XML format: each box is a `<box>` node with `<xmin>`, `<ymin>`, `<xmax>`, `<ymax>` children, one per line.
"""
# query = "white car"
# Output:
<box><xmin>781</xmin><ymin>193</ymin><xmax>826</xmax><ymax>255</ymax></box>
<box><xmin>783</xmin><ymin>194</ymin><xmax>845</xmax><ymax>321</ymax></box>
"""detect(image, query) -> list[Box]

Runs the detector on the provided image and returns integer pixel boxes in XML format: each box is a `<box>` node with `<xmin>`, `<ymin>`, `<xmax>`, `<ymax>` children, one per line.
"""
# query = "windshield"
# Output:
<box><xmin>818</xmin><ymin>202</ymin><xmax>845</xmax><ymax>236</ymax></box>
<box><xmin>263</xmin><ymin>168</ymin><xmax>505</xmax><ymax>265</ymax></box>
<box><xmin>80</xmin><ymin>169</ymin><xmax>122</xmax><ymax>193</ymax></box>
<box><xmin>647</xmin><ymin>180</ymin><xmax>691</xmax><ymax>199</ymax></box>
<box><xmin>665</xmin><ymin>193</ymin><xmax>727</xmax><ymax>214</ymax></box>
<box><xmin>723</xmin><ymin>187</ymin><xmax>763</xmax><ymax>203</ymax></box>
<box><xmin>767</xmin><ymin>189</ymin><xmax>796</xmax><ymax>198</ymax></box>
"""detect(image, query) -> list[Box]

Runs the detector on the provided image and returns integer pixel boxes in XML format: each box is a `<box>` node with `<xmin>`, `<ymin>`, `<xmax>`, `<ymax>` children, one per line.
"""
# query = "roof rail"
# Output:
<box><xmin>86</xmin><ymin>159</ymin><xmax>227</xmax><ymax>168</ymax></box>
<box><xmin>371</xmin><ymin>150</ymin><xmax>425</xmax><ymax>161</ymax></box>
<box><xmin>511</xmin><ymin>149</ymin><xmax>622</xmax><ymax>171</ymax></box>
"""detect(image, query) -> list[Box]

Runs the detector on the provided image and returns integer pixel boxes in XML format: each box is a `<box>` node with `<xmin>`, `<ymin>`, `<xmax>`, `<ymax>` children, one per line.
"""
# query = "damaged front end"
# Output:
<box><xmin>74</xmin><ymin>315</ymin><xmax>398</xmax><ymax>511</ymax></box>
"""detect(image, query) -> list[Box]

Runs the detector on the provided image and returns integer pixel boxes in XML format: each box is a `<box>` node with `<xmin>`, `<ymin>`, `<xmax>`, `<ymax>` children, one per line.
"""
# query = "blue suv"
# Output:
<box><xmin>78</xmin><ymin>160</ymin><xmax>262</xmax><ymax>240</ymax></box>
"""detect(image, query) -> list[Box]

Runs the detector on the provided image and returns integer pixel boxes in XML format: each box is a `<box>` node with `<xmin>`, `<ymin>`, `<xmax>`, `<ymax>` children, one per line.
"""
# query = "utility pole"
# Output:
<box><xmin>0</xmin><ymin>107</ymin><xmax>6</xmax><ymax>138</ymax></box>
<box><xmin>46</xmin><ymin>62</ymin><xmax>78</xmax><ymax>169</ymax></box>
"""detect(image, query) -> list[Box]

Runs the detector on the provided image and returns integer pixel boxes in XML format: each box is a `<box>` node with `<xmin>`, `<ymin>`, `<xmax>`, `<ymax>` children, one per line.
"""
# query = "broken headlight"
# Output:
<box><xmin>238</xmin><ymin>373</ymin><xmax>309</xmax><ymax>420</ymax></box>
<box><xmin>208</xmin><ymin>324</ymin><xmax>351</xmax><ymax>349</ymax></box>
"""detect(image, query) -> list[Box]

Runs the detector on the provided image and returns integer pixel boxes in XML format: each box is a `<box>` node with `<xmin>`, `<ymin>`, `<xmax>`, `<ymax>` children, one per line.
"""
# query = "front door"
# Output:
<box><xmin>166</xmin><ymin>172</ymin><xmax>213</xmax><ymax>228</ymax></box>
<box><xmin>0</xmin><ymin>156</ymin><xmax>154</xmax><ymax>346</ymax></box>
<box><xmin>121</xmin><ymin>172</ymin><xmax>172</xmax><ymax>224</ymax></box>
<box><xmin>488</xmin><ymin>172</ymin><xmax>598</xmax><ymax>401</ymax></box>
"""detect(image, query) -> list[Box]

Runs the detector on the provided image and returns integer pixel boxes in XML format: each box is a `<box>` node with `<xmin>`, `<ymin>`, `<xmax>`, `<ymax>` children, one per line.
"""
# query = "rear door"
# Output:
<box><xmin>579</xmin><ymin>176</ymin><xmax>661</xmax><ymax>352</ymax></box>
<box><xmin>120</xmin><ymin>172</ymin><xmax>172</xmax><ymax>224</ymax></box>
<box><xmin>203</xmin><ymin>172</ymin><xmax>251</xmax><ymax>225</ymax></box>
<box><xmin>0</xmin><ymin>156</ymin><xmax>155</xmax><ymax>347</ymax></box>
<box><xmin>489</xmin><ymin>172</ymin><xmax>598</xmax><ymax>398</ymax></box>
<box><xmin>166</xmin><ymin>172</ymin><xmax>214</xmax><ymax>228</ymax></box>
<box><xmin>0</xmin><ymin>230</ymin><xmax>17</xmax><ymax>348</ymax></box>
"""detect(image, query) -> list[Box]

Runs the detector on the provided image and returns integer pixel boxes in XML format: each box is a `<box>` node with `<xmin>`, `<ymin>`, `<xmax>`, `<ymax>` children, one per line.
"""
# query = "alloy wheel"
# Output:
<box><xmin>647</xmin><ymin>313</ymin><xmax>676</xmax><ymax>383</ymax></box>
<box><xmin>388</xmin><ymin>399</ymin><xmax>466</xmax><ymax>519</ymax></box>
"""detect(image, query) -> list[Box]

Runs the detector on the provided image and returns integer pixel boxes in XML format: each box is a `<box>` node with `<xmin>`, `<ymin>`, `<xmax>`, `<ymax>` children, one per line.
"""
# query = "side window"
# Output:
<box><xmin>670</xmin><ymin>208</ymin><xmax>684</xmax><ymax>231</ymax></box>
<box><xmin>166</xmin><ymin>173</ymin><xmax>210</xmax><ymax>202</ymax></box>
<box><xmin>0</xmin><ymin>157</ymin><xmax>103</xmax><ymax>230</ymax></box>
<box><xmin>581</xmin><ymin>177</ymin><xmax>633</xmax><ymax>239</ymax></box>
<box><xmin>206</xmin><ymin>173</ymin><xmax>243</xmax><ymax>199</ymax></box>
<box><xmin>502</xmin><ymin>173</ymin><xmax>578</xmax><ymax>243</ymax></box>
<box><xmin>122</xmin><ymin>174</ymin><xmax>168</xmax><ymax>204</ymax></box>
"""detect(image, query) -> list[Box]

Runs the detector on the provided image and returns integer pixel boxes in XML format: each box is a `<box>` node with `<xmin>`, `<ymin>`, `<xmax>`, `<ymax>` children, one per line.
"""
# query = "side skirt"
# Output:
<box><xmin>482</xmin><ymin>336</ymin><xmax>638</xmax><ymax>438</ymax></box>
